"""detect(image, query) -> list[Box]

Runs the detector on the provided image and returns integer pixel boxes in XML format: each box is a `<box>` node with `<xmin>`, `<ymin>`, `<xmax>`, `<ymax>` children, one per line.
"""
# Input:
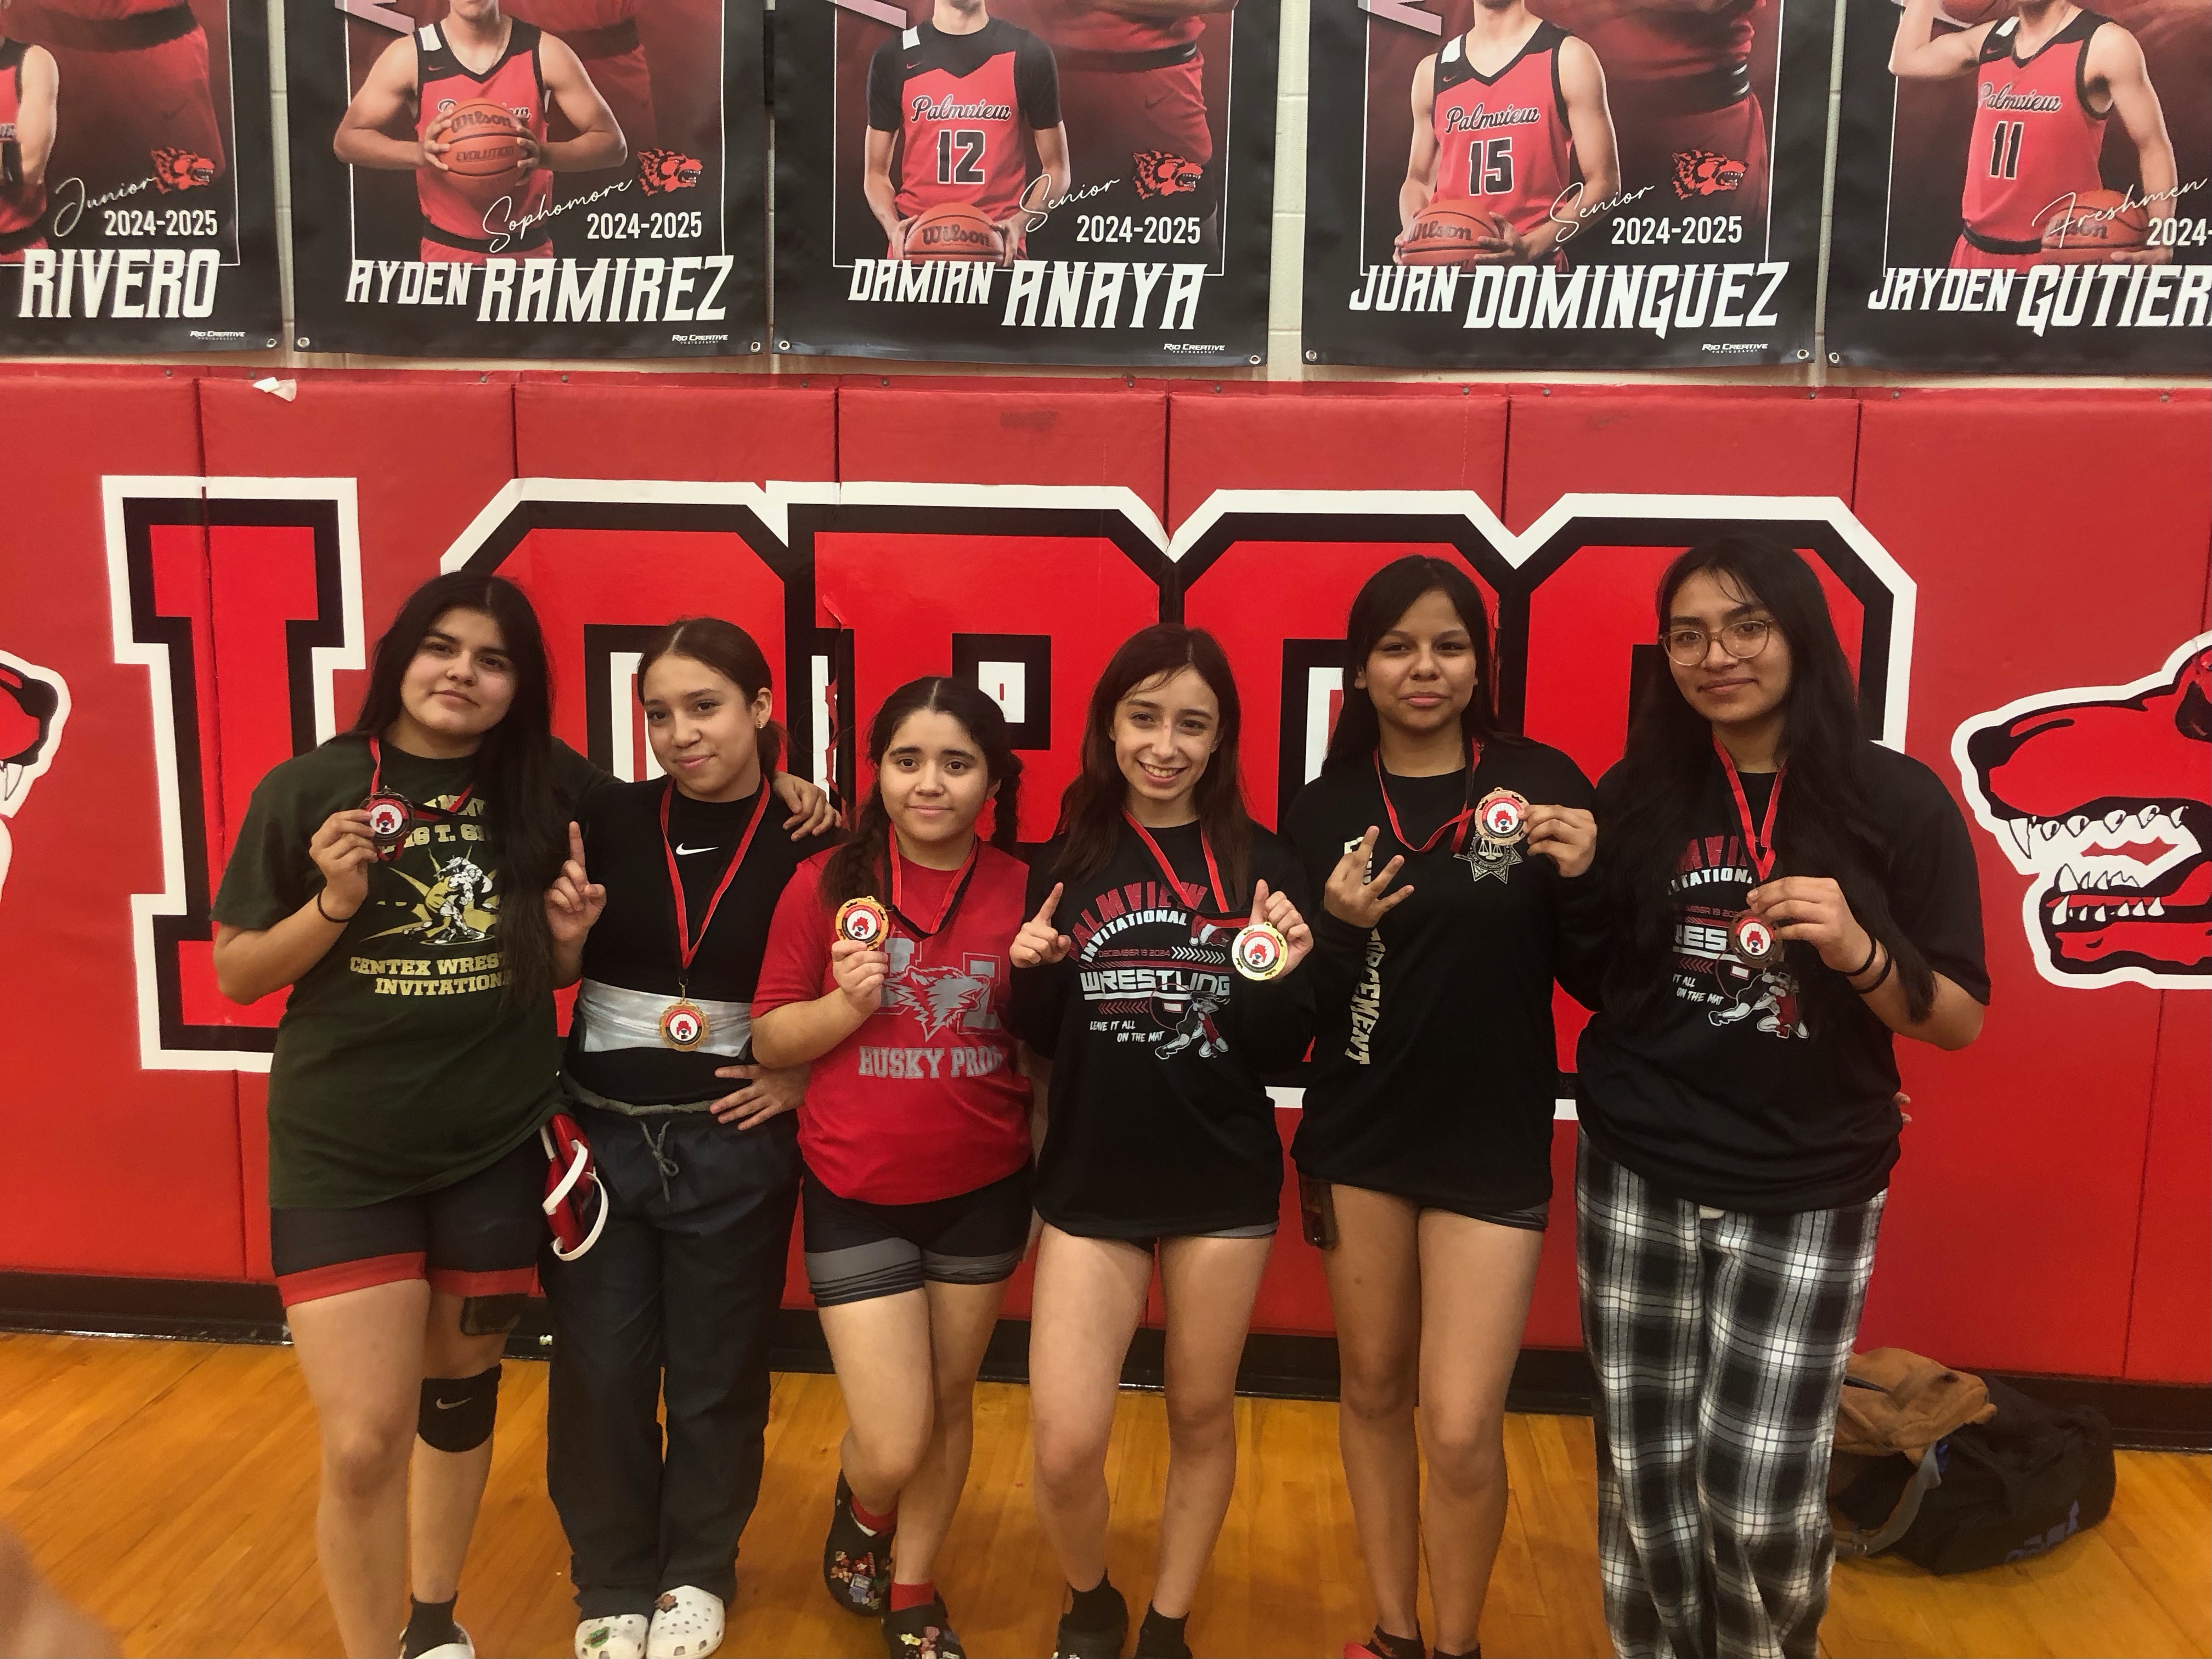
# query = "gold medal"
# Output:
<box><xmin>659</xmin><ymin>1000</ymin><xmax>709</xmax><ymax>1050</ymax></box>
<box><xmin>1475</xmin><ymin>787</ymin><xmax>1529</xmax><ymax>848</ymax></box>
<box><xmin>1231</xmin><ymin>919</ymin><xmax>1290</xmax><ymax>981</ymax></box>
<box><xmin>836</xmin><ymin>895</ymin><xmax>891</xmax><ymax>946</ymax></box>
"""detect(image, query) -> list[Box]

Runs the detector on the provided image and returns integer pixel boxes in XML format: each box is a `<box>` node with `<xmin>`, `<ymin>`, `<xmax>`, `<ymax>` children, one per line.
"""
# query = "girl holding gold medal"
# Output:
<box><xmin>1576</xmin><ymin>538</ymin><xmax>1987</xmax><ymax>1657</ymax></box>
<box><xmin>210</xmin><ymin>578</ymin><xmax>830</xmax><ymax>1659</ymax></box>
<box><xmin>1282</xmin><ymin>557</ymin><xmax>1596</xmax><ymax>1659</ymax></box>
<box><xmin>749</xmin><ymin>678</ymin><xmax>1035</xmax><ymax>1659</ymax></box>
<box><xmin>1006</xmin><ymin>626</ymin><xmax>1314</xmax><ymax>1659</ymax></box>
<box><xmin>540</xmin><ymin>617</ymin><xmax>838</xmax><ymax>1659</ymax></box>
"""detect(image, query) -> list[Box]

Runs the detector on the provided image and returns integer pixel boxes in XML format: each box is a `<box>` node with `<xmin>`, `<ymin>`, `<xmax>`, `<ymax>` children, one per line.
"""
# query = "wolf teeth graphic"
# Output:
<box><xmin>0</xmin><ymin>651</ymin><xmax>70</xmax><ymax>907</ymax></box>
<box><xmin>1672</xmin><ymin>149</ymin><xmax>1746</xmax><ymax>198</ymax></box>
<box><xmin>1954</xmin><ymin>634</ymin><xmax>2210</xmax><ymax>989</ymax></box>
<box><xmin>638</xmin><ymin>148</ymin><xmax>703</xmax><ymax>195</ymax></box>
<box><xmin>1132</xmin><ymin>150</ymin><xmax>1202</xmax><ymax>198</ymax></box>
<box><xmin>150</xmin><ymin>148</ymin><xmax>216</xmax><ymax>193</ymax></box>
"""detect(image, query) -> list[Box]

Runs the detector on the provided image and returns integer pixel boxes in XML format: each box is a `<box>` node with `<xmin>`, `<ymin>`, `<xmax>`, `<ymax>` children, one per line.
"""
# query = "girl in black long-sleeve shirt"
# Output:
<box><xmin>1007</xmin><ymin>625</ymin><xmax>1314</xmax><ymax>1659</ymax></box>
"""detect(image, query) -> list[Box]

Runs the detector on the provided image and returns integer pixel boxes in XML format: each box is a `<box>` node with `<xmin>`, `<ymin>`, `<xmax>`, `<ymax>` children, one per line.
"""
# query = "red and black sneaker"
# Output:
<box><xmin>822</xmin><ymin>1472</ymin><xmax>893</xmax><ymax>1616</ymax></box>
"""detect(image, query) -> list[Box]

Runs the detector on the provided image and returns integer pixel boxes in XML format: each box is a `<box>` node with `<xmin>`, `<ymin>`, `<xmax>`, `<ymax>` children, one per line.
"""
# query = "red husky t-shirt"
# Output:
<box><xmin>754</xmin><ymin>843</ymin><xmax>1032</xmax><ymax>1206</ymax></box>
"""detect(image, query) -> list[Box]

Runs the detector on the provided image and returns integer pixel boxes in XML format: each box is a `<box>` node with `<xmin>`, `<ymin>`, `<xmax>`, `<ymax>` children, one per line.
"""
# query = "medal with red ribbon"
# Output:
<box><xmin>1372</xmin><ymin>748</ymin><xmax>1481</xmax><ymax>856</ymax></box>
<box><xmin>657</xmin><ymin>780</ymin><xmax>772</xmax><ymax>1050</ymax></box>
<box><xmin>885</xmin><ymin>837</ymin><xmax>981</xmax><ymax>941</ymax></box>
<box><xmin>1121</xmin><ymin>811</ymin><xmax>1288</xmax><ymax>981</ymax></box>
<box><xmin>1715</xmin><ymin>736</ymin><xmax>1786</xmax><ymax>967</ymax></box>
<box><xmin>361</xmin><ymin>736</ymin><xmax>475</xmax><ymax>861</ymax></box>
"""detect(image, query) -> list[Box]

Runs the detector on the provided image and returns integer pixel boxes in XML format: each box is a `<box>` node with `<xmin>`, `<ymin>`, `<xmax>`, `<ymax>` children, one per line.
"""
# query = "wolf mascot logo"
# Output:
<box><xmin>0</xmin><ymin>651</ymin><xmax>70</xmax><ymax>907</ymax></box>
<box><xmin>1954</xmin><ymin>634</ymin><xmax>2210</xmax><ymax>989</ymax></box>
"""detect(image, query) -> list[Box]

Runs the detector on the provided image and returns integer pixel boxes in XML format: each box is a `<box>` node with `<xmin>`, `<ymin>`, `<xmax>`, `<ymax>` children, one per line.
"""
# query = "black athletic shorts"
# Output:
<box><xmin>269</xmin><ymin>1132</ymin><xmax>545</xmax><ymax>1309</ymax></box>
<box><xmin>800</xmin><ymin>1164</ymin><xmax>1032</xmax><ymax>1308</ymax></box>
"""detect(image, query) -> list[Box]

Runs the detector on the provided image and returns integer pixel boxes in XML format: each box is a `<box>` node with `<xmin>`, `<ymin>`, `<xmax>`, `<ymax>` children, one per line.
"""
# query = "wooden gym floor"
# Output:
<box><xmin>1</xmin><ymin>1333</ymin><xmax>2205</xmax><ymax>1659</ymax></box>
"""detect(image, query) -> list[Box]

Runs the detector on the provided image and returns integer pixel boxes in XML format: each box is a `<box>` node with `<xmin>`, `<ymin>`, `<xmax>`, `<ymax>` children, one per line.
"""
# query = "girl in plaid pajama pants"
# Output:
<box><xmin>1570</xmin><ymin>537</ymin><xmax>1990</xmax><ymax>1658</ymax></box>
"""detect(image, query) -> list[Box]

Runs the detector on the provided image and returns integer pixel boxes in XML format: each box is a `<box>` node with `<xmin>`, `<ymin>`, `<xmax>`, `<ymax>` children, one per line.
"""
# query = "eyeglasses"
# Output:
<box><xmin>1662</xmin><ymin>618</ymin><xmax>1773</xmax><ymax>668</ymax></box>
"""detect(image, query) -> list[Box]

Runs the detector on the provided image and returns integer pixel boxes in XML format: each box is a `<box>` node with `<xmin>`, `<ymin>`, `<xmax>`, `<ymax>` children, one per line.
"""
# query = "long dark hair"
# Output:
<box><xmin>347</xmin><ymin>572</ymin><xmax>562</xmax><ymax>1007</ymax></box>
<box><xmin>1323</xmin><ymin>554</ymin><xmax>1498</xmax><ymax>773</ymax></box>
<box><xmin>636</xmin><ymin>616</ymin><xmax>785</xmax><ymax>776</ymax></box>
<box><xmin>821</xmin><ymin>677</ymin><xmax>1023</xmax><ymax>906</ymax></box>
<box><xmin>1600</xmin><ymin>537</ymin><xmax>1936</xmax><ymax>1024</ymax></box>
<box><xmin>1051</xmin><ymin>624</ymin><xmax>1254</xmax><ymax>905</ymax></box>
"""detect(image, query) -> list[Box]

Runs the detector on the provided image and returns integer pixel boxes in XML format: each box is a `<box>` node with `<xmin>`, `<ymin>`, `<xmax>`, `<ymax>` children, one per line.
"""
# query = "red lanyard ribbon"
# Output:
<box><xmin>1713</xmin><ymin>736</ymin><xmax>1785</xmax><ymax>884</ymax></box>
<box><xmin>368</xmin><ymin>736</ymin><xmax>476</xmax><ymax>819</ymax></box>
<box><xmin>887</xmin><ymin>838</ymin><xmax>982</xmax><ymax>939</ymax></box>
<box><xmin>1372</xmin><ymin>742</ymin><xmax>1483</xmax><ymax>855</ymax></box>
<box><xmin>659</xmin><ymin>780</ymin><xmax>772</xmax><ymax>974</ymax></box>
<box><xmin>1121</xmin><ymin>811</ymin><xmax>1234</xmax><ymax>919</ymax></box>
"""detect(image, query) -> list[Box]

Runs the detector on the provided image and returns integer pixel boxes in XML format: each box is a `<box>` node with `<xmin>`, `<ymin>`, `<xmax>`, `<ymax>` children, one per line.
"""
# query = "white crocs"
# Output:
<box><xmin>646</xmin><ymin>1586</ymin><xmax>725</xmax><ymax>1659</ymax></box>
<box><xmin>575</xmin><ymin>1613</ymin><xmax>651</xmax><ymax>1659</ymax></box>
<box><xmin>411</xmin><ymin>1629</ymin><xmax>475</xmax><ymax>1659</ymax></box>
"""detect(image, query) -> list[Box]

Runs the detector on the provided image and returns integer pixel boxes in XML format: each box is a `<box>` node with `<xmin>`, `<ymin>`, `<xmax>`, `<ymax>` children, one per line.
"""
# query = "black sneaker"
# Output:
<box><xmin>822</xmin><ymin>1472</ymin><xmax>892</xmax><ymax>1616</ymax></box>
<box><xmin>1053</xmin><ymin>1582</ymin><xmax>1128</xmax><ymax>1659</ymax></box>
<box><xmin>1133</xmin><ymin>1607</ymin><xmax>1191</xmax><ymax>1659</ymax></box>
<box><xmin>883</xmin><ymin>1598</ymin><xmax>966</xmax><ymax>1658</ymax></box>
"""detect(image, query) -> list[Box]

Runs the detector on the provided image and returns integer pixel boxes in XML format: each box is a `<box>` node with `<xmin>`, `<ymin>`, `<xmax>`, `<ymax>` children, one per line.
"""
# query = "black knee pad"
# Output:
<box><xmin>418</xmin><ymin>1363</ymin><xmax>500</xmax><ymax>1453</ymax></box>
<box><xmin>458</xmin><ymin>1292</ymin><xmax>528</xmax><ymax>1337</ymax></box>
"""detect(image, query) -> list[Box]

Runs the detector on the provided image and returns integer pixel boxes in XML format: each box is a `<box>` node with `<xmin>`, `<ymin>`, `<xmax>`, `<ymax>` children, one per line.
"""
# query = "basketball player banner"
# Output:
<box><xmin>770</xmin><ymin>0</ymin><xmax>1277</xmax><ymax>365</ymax></box>
<box><xmin>285</xmin><ymin>0</ymin><xmax>766</xmax><ymax>358</ymax></box>
<box><xmin>1827</xmin><ymin>0</ymin><xmax>2211</xmax><ymax>371</ymax></box>
<box><xmin>0</xmin><ymin>0</ymin><xmax>281</xmax><ymax>353</ymax></box>
<box><xmin>1297</xmin><ymin>0</ymin><xmax>1832</xmax><ymax>368</ymax></box>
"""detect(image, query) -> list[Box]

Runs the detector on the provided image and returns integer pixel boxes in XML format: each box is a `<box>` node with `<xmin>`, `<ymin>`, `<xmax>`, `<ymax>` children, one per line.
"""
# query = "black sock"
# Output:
<box><xmin>1371</xmin><ymin>1626</ymin><xmax>1426</xmax><ymax>1659</ymax></box>
<box><xmin>1068</xmin><ymin>1576</ymin><xmax>1121</xmax><ymax>1627</ymax></box>
<box><xmin>1138</xmin><ymin>1606</ymin><xmax>1190</xmax><ymax>1655</ymax></box>
<box><xmin>400</xmin><ymin>1596</ymin><xmax>460</xmax><ymax>1658</ymax></box>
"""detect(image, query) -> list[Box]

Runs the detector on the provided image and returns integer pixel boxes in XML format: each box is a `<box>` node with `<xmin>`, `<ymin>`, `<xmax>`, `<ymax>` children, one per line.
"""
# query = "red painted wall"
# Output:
<box><xmin>0</xmin><ymin>368</ymin><xmax>2202</xmax><ymax>1385</ymax></box>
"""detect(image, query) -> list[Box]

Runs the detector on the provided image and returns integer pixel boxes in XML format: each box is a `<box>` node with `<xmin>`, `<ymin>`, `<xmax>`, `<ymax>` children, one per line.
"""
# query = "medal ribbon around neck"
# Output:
<box><xmin>368</xmin><ymin>736</ymin><xmax>478</xmax><ymax>820</ymax></box>
<box><xmin>887</xmin><ymin>836</ymin><xmax>983</xmax><ymax>940</ymax></box>
<box><xmin>1713</xmin><ymin>735</ymin><xmax>1785</xmax><ymax>887</ymax></box>
<box><xmin>1121</xmin><ymin>810</ymin><xmax>1236</xmax><ymax>919</ymax></box>
<box><xmin>660</xmin><ymin>778</ymin><xmax>773</xmax><ymax>986</ymax></box>
<box><xmin>1371</xmin><ymin>742</ymin><xmax>1483</xmax><ymax>855</ymax></box>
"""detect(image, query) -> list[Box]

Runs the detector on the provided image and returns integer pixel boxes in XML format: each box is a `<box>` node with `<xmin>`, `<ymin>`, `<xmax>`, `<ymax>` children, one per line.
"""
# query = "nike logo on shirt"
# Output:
<box><xmin>674</xmin><ymin>844</ymin><xmax>720</xmax><ymax>855</ymax></box>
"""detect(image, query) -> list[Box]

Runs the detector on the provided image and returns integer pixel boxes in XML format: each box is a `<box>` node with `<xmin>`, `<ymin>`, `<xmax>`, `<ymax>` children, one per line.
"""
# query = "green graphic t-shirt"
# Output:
<box><xmin>212</xmin><ymin>735</ymin><xmax>606</xmax><ymax>1209</ymax></box>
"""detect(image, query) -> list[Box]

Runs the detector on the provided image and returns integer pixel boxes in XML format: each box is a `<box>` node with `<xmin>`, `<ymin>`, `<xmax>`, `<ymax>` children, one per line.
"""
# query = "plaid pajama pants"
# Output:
<box><xmin>1577</xmin><ymin>1137</ymin><xmax>1884</xmax><ymax>1659</ymax></box>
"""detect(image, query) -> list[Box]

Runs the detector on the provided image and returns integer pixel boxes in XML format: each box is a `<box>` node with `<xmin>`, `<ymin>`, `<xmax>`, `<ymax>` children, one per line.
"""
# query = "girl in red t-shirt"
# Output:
<box><xmin>751</xmin><ymin>676</ymin><xmax>1034</xmax><ymax>1659</ymax></box>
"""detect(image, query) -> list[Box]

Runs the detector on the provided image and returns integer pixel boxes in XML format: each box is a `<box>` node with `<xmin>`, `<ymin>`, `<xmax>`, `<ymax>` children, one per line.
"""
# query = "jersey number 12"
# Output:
<box><xmin>937</xmin><ymin>128</ymin><xmax>986</xmax><ymax>186</ymax></box>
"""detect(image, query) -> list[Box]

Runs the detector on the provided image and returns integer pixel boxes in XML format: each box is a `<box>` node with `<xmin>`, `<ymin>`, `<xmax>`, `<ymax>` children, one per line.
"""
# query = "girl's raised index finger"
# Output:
<box><xmin>1034</xmin><ymin>882</ymin><xmax>1064</xmax><ymax>924</ymax></box>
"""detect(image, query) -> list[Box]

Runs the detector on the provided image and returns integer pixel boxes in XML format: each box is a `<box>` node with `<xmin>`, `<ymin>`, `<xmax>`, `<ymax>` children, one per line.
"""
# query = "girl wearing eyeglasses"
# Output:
<box><xmin>1574</xmin><ymin>537</ymin><xmax>1989</xmax><ymax>1658</ymax></box>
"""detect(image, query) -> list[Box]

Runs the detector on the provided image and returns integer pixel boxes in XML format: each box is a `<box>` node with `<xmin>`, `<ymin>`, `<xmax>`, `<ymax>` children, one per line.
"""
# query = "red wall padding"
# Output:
<box><xmin>0</xmin><ymin>370</ymin><xmax>2202</xmax><ymax>1386</ymax></box>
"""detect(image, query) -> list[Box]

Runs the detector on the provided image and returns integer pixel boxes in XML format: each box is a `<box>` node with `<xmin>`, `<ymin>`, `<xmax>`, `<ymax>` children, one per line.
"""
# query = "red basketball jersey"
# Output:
<box><xmin>866</xmin><ymin>17</ymin><xmax>1060</xmax><ymax>222</ymax></box>
<box><xmin>1961</xmin><ymin>10</ymin><xmax>2108</xmax><ymax>250</ymax></box>
<box><xmin>1000</xmin><ymin>0</ymin><xmax>1200</xmax><ymax>59</ymax></box>
<box><xmin>0</xmin><ymin>40</ymin><xmax>44</xmax><ymax>240</ymax></box>
<box><xmin>1430</xmin><ymin>23</ymin><xmax>1576</xmax><ymax>238</ymax></box>
<box><xmin>1543</xmin><ymin>0</ymin><xmax>1754</xmax><ymax>83</ymax></box>
<box><xmin>414</xmin><ymin>18</ymin><xmax>552</xmax><ymax>249</ymax></box>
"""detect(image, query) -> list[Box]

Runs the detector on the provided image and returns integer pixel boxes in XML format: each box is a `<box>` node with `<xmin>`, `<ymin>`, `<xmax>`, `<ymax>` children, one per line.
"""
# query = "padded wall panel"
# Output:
<box><xmin>1164</xmin><ymin>387</ymin><xmax>1510</xmax><ymax>529</ymax></box>
<box><xmin>1851</xmin><ymin>392</ymin><xmax>2211</xmax><ymax>1379</ymax></box>
<box><xmin>1500</xmin><ymin>391</ymin><xmax>1861</xmax><ymax>533</ymax></box>
<box><xmin>2129</xmin><ymin>992</ymin><xmax>2212</xmax><ymax>1381</ymax></box>
<box><xmin>515</xmin><ymin>378</ymin><xmax>837</xmax><ymax>483</ymax></box>
<box><xmin>836</xmin><ymin>385</ymin><xmax>1170</xmax><ymax>523</ymax></box>
<box><xmin>0</xmin><ymin>373</ymin><xmax>251</xmax><ymax>1279</ymax></box>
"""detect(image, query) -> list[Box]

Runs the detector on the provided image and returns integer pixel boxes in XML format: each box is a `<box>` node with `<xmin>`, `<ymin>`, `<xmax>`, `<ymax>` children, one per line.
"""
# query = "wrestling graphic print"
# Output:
<box><xmin>1071</xmin><ymin>877</ymin><xmax>1244</xmax><ymax>1060</ymax></box>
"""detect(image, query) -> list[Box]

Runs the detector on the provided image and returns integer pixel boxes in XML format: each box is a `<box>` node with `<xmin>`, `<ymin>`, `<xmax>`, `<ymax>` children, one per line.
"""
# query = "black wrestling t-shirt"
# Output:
<box><xmin>1007</xmin><ymin>820</ymin><xmax>1313</xmax><ymax>1237</ymax></box>
<box><xmin>1284</xmin><ymin>740</ymin><xmax>1598</xmax><ymax>1217</ymax></box>
<box><xmin>1576</xmin><ymin>744</ymin><xmax>1989</xmax><ymax>1213</ymax></box>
